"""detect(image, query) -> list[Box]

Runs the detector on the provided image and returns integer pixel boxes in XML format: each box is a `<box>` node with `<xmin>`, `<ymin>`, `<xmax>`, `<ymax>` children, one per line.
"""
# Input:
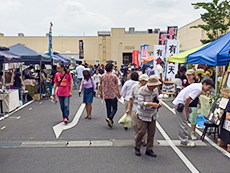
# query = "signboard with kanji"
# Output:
<box><xmin>159</xmin><ymin>32</ymin><xmax>167</xmax><ymax>45</ymax></box>
<box><xmin>167</xmin><ymin>26</ymin><xmax>178</xmax><ymax>40</ymax></box>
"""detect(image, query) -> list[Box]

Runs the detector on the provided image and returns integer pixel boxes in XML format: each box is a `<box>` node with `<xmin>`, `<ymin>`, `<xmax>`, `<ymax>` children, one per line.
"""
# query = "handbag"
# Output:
<box><xmin>177</xmin><ymin>103</ymin><xmax>184</xmax><ymax>113</ymax></box>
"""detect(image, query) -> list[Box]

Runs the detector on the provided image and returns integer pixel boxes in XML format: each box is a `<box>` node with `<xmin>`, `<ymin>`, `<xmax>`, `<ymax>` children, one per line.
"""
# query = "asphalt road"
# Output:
<box><xmin>0</xmin><ymin>90</ymin><xmax>229</xmax><ymax>173</ymax></box>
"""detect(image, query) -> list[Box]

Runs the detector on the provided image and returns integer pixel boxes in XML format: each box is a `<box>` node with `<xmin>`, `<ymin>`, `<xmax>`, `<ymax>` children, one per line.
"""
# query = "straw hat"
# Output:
<box><xmin>147</xmin><ymin>75</ymin><xmax>162</xmax><ymax>86</ymax></box>
<box><xmin>186</xmin><ymin>69</ymin><xmax>195</xmax><ymax>75</ymax></box>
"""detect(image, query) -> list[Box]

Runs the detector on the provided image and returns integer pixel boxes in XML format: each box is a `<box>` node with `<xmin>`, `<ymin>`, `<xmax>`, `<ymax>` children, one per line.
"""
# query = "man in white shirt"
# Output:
<box><xmin>172</xmin><ymin>79</ymin><xmax>215</xmax><ymax>147</ymax></box>
<box><xmin>155</xmin><ymin>61</ymin><xmax>164</xmax><ymax>81</ymax></box>
<box><xmin>75</xmin><ymin>61</ymin><xmax>85</xmax><ymax>90</ymax></box>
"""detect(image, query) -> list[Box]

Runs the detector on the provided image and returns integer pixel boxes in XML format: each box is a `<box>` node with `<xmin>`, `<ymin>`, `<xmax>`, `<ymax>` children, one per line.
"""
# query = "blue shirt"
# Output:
<box><xmin>147</xmin><ymin>68</ymin><xmax>153</xmax><ymax>77</ymax></box>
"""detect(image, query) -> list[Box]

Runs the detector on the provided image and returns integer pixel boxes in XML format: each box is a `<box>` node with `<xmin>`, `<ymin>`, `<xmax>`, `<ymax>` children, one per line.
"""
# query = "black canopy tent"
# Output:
<box><xmin>0</xmin><ymin>47</ymin><xmax>22</xmax><ymax>86</ymax></box>
<box><xmin>8</xmin><ymin>44</ymin><xmax>52</xmax><ymax>99</ymax></box>
<box><xmin>8</xmin><ymin>43</ymin><xmax>51</xmax><ymax>64</ymax></box>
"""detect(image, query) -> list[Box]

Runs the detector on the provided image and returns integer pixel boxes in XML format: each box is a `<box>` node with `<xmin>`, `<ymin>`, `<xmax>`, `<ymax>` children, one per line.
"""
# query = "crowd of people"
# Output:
<box><xmin>48</xmin><ymin>61</ymin><xmax>215</xmax><ymax>157</ymax></box>
<box><xmin>6</xmin><ymin>61</ymin><xmax>216</xmax><ymax>157</ymax></box>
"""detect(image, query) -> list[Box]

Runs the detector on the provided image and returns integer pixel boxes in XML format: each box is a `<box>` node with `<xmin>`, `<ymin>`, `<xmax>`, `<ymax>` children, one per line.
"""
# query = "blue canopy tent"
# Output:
<box><xmin>8</xmin><ymin>43</ymin><xmax>51</xmax><ymax>64</ymax></box>
<box><xmin>53</xmin><ymin>52</ymin><xmax>70</xmax><ymax>65</ymax></box>
<box><xmin>187</xmin><ymin>31</ymin><xmax>230</xmax><ymax>66</ymax></box>
<box><xmin>142</xmin><ymin>60</ymin><xmax>154</xmax><ymax>74</ymax></box>
<box><xmin>46</xmin><ymin>53</ymin><xmax>69</xmax><ymax>65</ymax></box>
<box><xmin>52</xmin><ymin>54</ymin><xmax>62</xmax><ymax>64</ymax></box>
<box><xmin>187</xmin><ymin>31</ymin><xmax>230</xmax><ymax>92</ymax></box>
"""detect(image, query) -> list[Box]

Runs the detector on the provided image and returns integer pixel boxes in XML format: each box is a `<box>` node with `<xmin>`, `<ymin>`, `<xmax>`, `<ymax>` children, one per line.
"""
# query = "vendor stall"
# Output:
<box><xmin>0</xmin><ymin>47</ymin><xmax>22</xmax><ymax>113</ymax></box>
<box><xmin>0</xmin><ymin>90</ymin><xmax>19</xmax><ymax>112</ymax></box>
<box><xmin>187</xmin><ymin>31</ymin><xmax>230</xmax><ymax>93</ymax></box>
<box><xmin>217</xmin><ymin>69</ymin><xmax>230</xmax><ymax>152</ymax></box>
<box><xmin>8</xmin><ymin>44</ymin><xmax>52</xmax><ymax>100</ymax></box>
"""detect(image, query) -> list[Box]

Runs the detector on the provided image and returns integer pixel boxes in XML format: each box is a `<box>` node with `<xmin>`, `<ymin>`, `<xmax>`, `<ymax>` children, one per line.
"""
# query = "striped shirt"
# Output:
<box><xmin>136</xmin><ymin>85</ymin><xmax>159</xmax><ymax>122</ymax></box>
<box><xmin>129</xmin><ymin>84</ymin><xmax>140</xmax><ymax>113</ymax></box>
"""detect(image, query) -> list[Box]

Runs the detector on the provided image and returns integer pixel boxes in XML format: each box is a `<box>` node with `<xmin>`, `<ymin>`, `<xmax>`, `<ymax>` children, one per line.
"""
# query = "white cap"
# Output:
<box><xmin>139</xmin><ymin>74</ymin><xmax>148</xmax><ymax>81</ymax></box>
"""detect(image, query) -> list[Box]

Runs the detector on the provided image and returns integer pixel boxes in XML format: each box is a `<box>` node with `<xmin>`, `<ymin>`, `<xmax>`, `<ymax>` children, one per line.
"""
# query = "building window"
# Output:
<box><xmin>123</xmin><ymin>53</ymin><xmax>132</xmax><ymax>65</ymax></box>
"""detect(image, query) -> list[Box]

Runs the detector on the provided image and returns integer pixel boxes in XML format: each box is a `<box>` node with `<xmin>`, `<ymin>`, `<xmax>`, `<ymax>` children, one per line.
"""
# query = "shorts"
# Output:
<box><xmin>189</xmin><ymin>107</ymin><xmax>198</xmax><ymax>125</ymax></box>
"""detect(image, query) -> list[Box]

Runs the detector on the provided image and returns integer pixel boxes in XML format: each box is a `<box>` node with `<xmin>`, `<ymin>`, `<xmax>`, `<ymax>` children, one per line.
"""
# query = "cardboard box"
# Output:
<box><xmin>33</xmin><ymin>94</ymin><xmax>41</xmax><ymax>101</ymax></box>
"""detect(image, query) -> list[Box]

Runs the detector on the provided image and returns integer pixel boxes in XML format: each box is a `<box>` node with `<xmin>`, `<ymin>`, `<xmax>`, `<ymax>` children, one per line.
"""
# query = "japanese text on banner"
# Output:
<box><xmin>166</xmin><ymin>39</ymin><xmax>179</xmax><ymax>81</ymax></box>
<box><xmin>153</xmin><ymin>45</ymin><xmax>165</xmax><ymax>72</ymax></box>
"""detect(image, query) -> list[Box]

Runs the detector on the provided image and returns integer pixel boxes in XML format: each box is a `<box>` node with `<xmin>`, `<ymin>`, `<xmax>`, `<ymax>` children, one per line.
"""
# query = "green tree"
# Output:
<box><xmin>191</xmin><ymin>0</ymin><xmax>230</xmax><ymax>44</ymax></box>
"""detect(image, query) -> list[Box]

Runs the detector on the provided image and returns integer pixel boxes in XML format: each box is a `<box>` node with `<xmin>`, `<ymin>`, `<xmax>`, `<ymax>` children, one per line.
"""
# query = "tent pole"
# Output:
<box><xmin>215</xmin><ymin>66</ymin><xmax>218</xmax><ymax>94</ymax></box>
<box><xmin>40</xmin><ymin>60</ymin><xmax>42</xmax><ymax>100</ymax></box>
<box><xmin>2</xmin><ymin>63</ymin><xmax>5</xmax><ymax>115</ymax></box>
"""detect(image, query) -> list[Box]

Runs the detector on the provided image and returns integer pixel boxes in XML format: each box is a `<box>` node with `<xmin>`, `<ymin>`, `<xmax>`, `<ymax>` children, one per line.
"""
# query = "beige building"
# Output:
<box><xmin>0</xmin><ymin>27</ymin><xmax>159</xmax><ymax>67</ymax></box>
<box><xmin>178</xmin><ymin>18</ymin><xmax>230</xmax><ymax>51</ymax></box>
<box><xmin>178</xmin><ymin>18</ymin><xmax>205</xmax><ymax>51</ymax></box>
<box><xmin>1</xmin><ymin>18</ymin><xmax>225</xmax><ymax>67</ymax></box>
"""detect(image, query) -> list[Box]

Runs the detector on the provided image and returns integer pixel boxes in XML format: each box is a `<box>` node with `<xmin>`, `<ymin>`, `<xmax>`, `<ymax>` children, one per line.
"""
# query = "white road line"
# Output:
<box><xmin>0</xmin><ymin>139</ymin><xmax>206</xmax><ymax>148</ymax></box>
<box><xmin>53</xmin><ymin>103</ymin><xmax>85</xmax><ymax>138</ymax></box>
<box><xmin>161</xmin><ymin>100</ymin><xmax>176</xmax><ymax>114</ymax></box>
<box><xmin>156</xmin><ymin>121</ymin><xmax>199</xmax><ymax>173</ymax></box>
<box><xmin>161</xmin><ymin>100</ymin><xmax>230</xmax><ymax>159</ymax></box>
<box><xmin>0</xmin><ymin>100</ymin><xmax>34</xmax><ymax>121</ymax></box>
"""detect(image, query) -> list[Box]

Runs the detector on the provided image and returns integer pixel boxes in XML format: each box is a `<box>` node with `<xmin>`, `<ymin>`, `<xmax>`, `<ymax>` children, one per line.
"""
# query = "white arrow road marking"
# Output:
<box><xmin>53</xmin><ymin>103</ymin><xmax>85</xmax><ymax>138</ymax></box>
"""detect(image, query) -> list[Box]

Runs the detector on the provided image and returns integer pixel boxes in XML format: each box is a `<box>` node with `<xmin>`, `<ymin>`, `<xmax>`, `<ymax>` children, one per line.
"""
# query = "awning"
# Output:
<box><xmin>168</xmin><ymin>44</ymin><xmax>209</xmax><ymax>63</ymax></box>
<box><xmin>187</xmin><ymin>31</ymin><xmax>230</xmax><ymax>66</ymax></box>
<box><xmin>9</xmin><ymin>43</ymin><xmax>51</xmax><ymax>63</ymax></box>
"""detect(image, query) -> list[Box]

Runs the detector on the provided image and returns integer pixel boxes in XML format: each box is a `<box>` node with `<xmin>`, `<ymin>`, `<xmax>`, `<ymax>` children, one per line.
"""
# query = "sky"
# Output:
<box><xmin>0</xmin><ymin>0</ymin><xmax>211</xmax><ymax>36</ymax></box>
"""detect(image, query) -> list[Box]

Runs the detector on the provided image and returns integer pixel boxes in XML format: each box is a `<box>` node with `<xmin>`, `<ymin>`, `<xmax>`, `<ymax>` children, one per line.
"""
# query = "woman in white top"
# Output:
<box><xmin>120</xmin><ymin>72</ymin><xmax>139</xmax><ymax>120</ymax></box>
<box><xmin>93</xmin><ymin>70</ymin><xmax>101</xmax><ymax>97</ymax></box>
<box><xmin>113</xmin><ymin>66</ymin><xmax>121</xmax><ymax>86</ymax></box>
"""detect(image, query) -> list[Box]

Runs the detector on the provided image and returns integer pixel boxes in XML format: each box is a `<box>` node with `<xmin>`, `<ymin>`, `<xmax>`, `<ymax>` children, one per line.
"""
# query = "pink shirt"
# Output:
<box><xmin>79</xmin><ymin>77</ymin><xmax>96</xmax><ymax>92</ymax></box>
<box><xmin>54</xmin><ymin>72</ymin><xmax>72</xmax><ymax>97</ymax></box>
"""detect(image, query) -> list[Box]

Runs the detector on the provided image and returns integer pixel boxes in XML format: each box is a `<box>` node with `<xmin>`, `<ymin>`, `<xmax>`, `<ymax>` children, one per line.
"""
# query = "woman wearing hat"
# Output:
<box><xmin>134</xmin><ymin>75</ymin><xmax>162</xmax><ymax>157</ymax></box>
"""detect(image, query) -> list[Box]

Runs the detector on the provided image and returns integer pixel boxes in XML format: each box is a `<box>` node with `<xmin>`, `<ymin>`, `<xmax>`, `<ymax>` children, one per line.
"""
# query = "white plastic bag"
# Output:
<box><xmin>117</xmin><ymin>97</ymin><xmax>125</xmax><ymax>104</ymax></box>
<box><xmin>124</xmin><ymin>115</ymin><xmax>132</xmax><ymax>128</ymax></box>
<box><xmin>118</xmin><ymin>113</ymin><xmax>127</xmax><ymax>124</ymax></box>
<box><xmin>118</xmin><ymin>113</ymin><xmax>132</xmax><ymax>128</ymax></box>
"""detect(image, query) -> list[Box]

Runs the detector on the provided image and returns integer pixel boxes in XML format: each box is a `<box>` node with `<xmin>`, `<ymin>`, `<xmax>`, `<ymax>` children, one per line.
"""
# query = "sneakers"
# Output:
<box><xmin>106</xmin><ymin>118</ymin><xmax>113</xmax><ymax>128</ymax></box>
<box><xmin>145</xmin><ymin>150</ymin><xmax>157</xmax><ymax>157</ymax></box>
<box><xmin>191</xmin><ymin>132</ymin><xmax>197</xmax><ymax>140</ymax></box>
<box><xmin>135</xmin><ymin>147</ymin><xmax>141</xmax><ymax>156</ymax></box>
<box><xmin>180</xmin><ymin>141</ymin><xmax>196</xmax><ymax>147</ymax></box>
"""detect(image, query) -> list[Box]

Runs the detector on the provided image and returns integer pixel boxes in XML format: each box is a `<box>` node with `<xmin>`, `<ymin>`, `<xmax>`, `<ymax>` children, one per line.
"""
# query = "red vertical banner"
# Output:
<box><xmin>132</xmin><ymin>50</ymin><xmax>139</xmax><ymax>68</ymax></box>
